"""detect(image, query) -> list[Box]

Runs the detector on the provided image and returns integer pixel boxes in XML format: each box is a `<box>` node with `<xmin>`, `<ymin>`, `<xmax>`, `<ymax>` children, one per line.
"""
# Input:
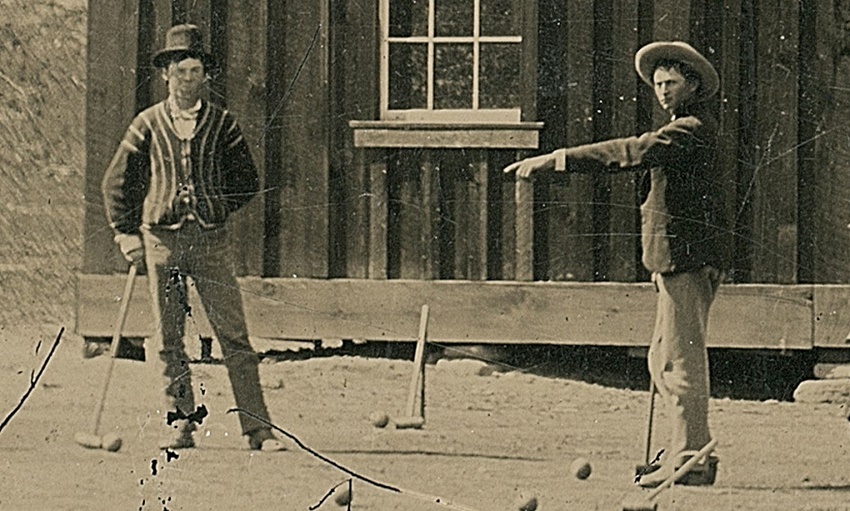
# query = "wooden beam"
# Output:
<box><xmin>795</xmin><ymin>1</ymin><xmax>816</xmax><ymax>284</ymax></box>
<box><xmin>650</xmin><ymin>0</ymin><xmax>691</xmax><ymax>126</ymax></box>
<box><xmin>486</xmin><ymin>151</ymin><xmax>511</xmax><ymax>279</ymax></box>
<box><xmin>262</xmin><ymin>0</ymin><xmax>286</xmax><ymax>276</ymax></box>
<box><xmin>590</xmin><ymin>0</ymin><xmax>614</xmax><ymax>280</ymax></box>
<box><xmin>555</xmin><ymin>0</ymin><xmax>595</xmax><ymax>281</ymax></box>
<box><xmin>397</xmin><ymin>150</ymin><xmax>438</xmax><ymax>279</ymax></box>
<box><xmin>369</xmin><ymin>158</ymin><xmax>389</xmax><ymax>278</ymax></box>
<box><xmin>514</xmin><ymin>177</ymin><xmax>534</xmax><ymax>281</ymax></box>
<box><xmin>733</xmin><ymin>0</ymin><xmax>757</xmax><ymax>281</ymax></box>
<box><xmin>276</xmin><ymin>0</ymin><xmax>331</xmax><ymax>278</ymax></box>
<box><xmin>810</xmin><ymin>0</ymin><xmax>850</xmax><ymax>284</ymax></box>
<box><xmin>606</xmin><ymin>0</ymin><xmax>640</xmax><ymax>282</ymax></box>
<box><xmin>717</xmin><ymin>0</ymin><xmax>743</xmax><ymax>279</ymax></box>
<box><xmin>467</xmin><ymin>150</ymin><xmax>489</xmax><ymax>280</ymax></box>
<box><xmin>420</xmin><ymin>152</ymin><xmax>441</xmax><ymax>279</ymax></box>
<box><xmin>183</xmin><ymin>0</ymin><xmax>212</xmax><ymax>32</ymax></box>
<box><xmin>82</xmin><ymin>0</ymin><xmax>141</xmax><ymax>274</ymax></box>
<box><xmin>813</xmin><ymin>286</ymin><xmax>850</xmax><ymax>348</ymax></box>
<box><xmin>751</xmin><ymin>0</ymin><xmax>799</xmax><ymax>283</ymax></box>
<box><xmin>341</xmin><ymin>0</ymin><xmax>379</xmax><ymax>278</ymax></box>
<box><xmin>76</xmin><ymin>275</ymin><xmax>814</xmax><ymax>350</ymax></box>
<box><xmin>651</xmin><ymin>0</ymin><xmax>690</xmax><ymax>42</ymax></box>
<box><xmin>499</xmin><ymin>161</ymin><xmax>519</xmax><ymax>280</ymax></box>
<box><xmin>224</xmin><ymin>0</ymin><xmax>266</xmax><ymax>276</ymax></box>
<box><xmin>345</xmin><ymin>149</ymin><xmax>372</xmax><ymax>278</ymax></box>
<box><xmin>444</xmin><ymin>151</ymin><xmax>488</xmax><ymax>279</ymax></box>
<box><xmin>150</xmin><ymin>0</ymin><xmax>175</xmax><ymax>103</ymax></box>
<box><xmin>520</xmin><ymin>0</ymin><xmax>538</xmax><ymax>120</ymax></box>
<box><xmin>536</xmin><ymin>0</ymin><xmax>565</xmax><ymax>282</ymax></box>
<box><xmin>450</xmin><ymin>156</ymin><xmax>470</xmax><ymax>278</ymax></box>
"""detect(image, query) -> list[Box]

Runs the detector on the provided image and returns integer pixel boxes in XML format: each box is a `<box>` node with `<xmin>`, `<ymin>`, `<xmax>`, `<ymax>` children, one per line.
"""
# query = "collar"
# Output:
<box><xmin>671</xmin><ymin>100</ymin><xmax>705</xmax><ymax>119</ymax></box>
<box><xmin>168</xmin><ymin>97</ymin><xmax>202</xmax><ymax>121</ymax></box>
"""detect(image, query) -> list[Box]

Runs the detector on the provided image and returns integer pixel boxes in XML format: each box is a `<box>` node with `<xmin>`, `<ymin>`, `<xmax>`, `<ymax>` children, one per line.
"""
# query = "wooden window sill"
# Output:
<box><xmin>349</xmin><ymin>121</ymin><xmax>544</xmax><ymax>149</ymax></box>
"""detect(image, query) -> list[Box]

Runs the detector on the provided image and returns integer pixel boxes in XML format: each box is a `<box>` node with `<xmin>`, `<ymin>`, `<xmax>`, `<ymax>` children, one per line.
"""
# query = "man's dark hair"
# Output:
<box><xmin>653</xmin><ymin>59</ymin><xmax>702</xmax><ymax>88</ymax></box>
<box><xmin>162</xmin><ymin>51</ymin><xmax>218</xmax><ymax>77</ymax></box>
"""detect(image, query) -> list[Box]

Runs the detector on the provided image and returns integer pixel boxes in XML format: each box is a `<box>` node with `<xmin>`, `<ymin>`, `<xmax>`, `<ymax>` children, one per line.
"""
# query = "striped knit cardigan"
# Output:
<box><xmin>102</xmin><ymin>100</ymin><xmax>259</xmax><ymax>235</ymax></box>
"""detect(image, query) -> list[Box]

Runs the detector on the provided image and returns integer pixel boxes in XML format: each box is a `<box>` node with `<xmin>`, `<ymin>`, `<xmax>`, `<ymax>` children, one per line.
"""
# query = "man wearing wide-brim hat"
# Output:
<box><xmin>505</xmin><ymin>41</ymin><xmax>726</xmax><ymax>487</ymax></box>
<box><xmin>102</xmin><ymin>24</ymin><xmax>285</xmax><ymax>452</ymax></box>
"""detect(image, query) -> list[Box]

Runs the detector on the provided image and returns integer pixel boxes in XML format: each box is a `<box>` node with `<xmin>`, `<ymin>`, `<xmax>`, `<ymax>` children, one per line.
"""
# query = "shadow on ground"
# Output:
<box><xmin>259</xmin><ymin>341</ymin><xmax>817</xmax><ymax>402</ymax></box>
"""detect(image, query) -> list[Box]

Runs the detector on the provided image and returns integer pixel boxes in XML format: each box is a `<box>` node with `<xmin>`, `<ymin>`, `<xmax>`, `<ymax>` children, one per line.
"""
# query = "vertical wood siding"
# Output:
<box><xmin>82</xmin><ymin>0</ymin><xmax>140</xmax><ymax>273</ymax></box>
<box><xmin>84</xmin><ymin>0</ymin><xmax>835</xmax><ymax>285</ymax></box>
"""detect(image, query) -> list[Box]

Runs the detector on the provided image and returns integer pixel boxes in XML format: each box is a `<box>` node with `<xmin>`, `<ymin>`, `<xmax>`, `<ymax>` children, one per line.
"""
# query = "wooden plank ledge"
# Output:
<box><xmin>75</xmin><ymin>275</ymin><xmax>816</xmax><ymax>350</ymax></box>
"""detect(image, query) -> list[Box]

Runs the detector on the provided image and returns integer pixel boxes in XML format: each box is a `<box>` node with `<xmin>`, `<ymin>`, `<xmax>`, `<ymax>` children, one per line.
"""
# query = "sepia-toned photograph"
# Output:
<box><xmin>1</xmin><ymin>0</ymin><xmax>850</xmax><ymax>509</ymax></box>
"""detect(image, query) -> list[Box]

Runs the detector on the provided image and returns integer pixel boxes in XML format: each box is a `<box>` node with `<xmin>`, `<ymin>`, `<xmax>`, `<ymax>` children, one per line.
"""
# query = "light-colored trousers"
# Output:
<box><xmin>648</xmin><ymin>265</ymin><xmax>722</xmax><ymax>462</ymax></box>
<box><xmin>143</xmin><ymin>221</ymin><xmax>272</xmax><ymax>435</ymax></box>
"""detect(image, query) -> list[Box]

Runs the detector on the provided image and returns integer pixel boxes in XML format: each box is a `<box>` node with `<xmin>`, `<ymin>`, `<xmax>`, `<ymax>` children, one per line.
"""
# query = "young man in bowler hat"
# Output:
<box><xmin>505</xmin><ymin>41</ymin><xmax>725</xmax><ymax>487</ymax></box>
<box><xmin>102</xmin><ymin>24</ymin><xmax>285</xmax><ymax>451</ymax></box>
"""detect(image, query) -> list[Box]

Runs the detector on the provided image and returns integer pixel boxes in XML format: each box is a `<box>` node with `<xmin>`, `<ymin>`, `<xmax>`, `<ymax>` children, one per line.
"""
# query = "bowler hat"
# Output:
<box><xmin>635</xmin><ymin>41</ymin><xmax>719</xmax><ymax>101</ymax></box>
<box><xmin>152</xmin><ymin>24</ymin><xmax>217</xmax><ymax>70</ymax></box>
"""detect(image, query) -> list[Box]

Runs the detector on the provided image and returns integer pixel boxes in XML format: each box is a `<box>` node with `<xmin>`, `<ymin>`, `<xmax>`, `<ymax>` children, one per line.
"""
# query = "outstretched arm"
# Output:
<box><xmin>503</xmin><ymin>116</ymin><xmax>703</xmax><ymax>178</ymax></box>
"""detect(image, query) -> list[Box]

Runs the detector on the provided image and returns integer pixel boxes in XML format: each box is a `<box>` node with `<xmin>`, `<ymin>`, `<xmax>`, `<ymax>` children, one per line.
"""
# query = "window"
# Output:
<box><xmin>381</xmin><ymin>0</ymin><xmax>523</xmax><ymax>123</ymax></box>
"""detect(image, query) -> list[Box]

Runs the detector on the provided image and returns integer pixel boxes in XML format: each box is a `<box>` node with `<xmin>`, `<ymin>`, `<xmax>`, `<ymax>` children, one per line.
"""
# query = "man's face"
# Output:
<box><xmin>653</xmin><ymin>66</ymin><xmax>698</xmax><ymax>113</ymax></box>
<box><xmin>163</xmin><ymin>57</ymin><xmax>206</xmax><ymax>108</ymax></box>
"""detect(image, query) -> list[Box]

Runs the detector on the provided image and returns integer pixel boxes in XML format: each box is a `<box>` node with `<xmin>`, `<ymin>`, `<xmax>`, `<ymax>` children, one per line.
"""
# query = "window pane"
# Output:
<box><xmin>479</xmin><ymin>43</ymin><xmax>521</xmax><ymax>109</ymax></box>
<box><xmin>435</xmin><ymin>0</ymin><xmax>472</xmax><ymax>36</ymax></box>
<box><xmin>389</xmin><ymin>43</ymin><xmax>428</xmax><ymax>109</ymax></box>
<box><xmin>389</xmin><ymin>0</ymin><xmax>428</xmax><ymax>37</ymax></box>
<box><xmin>480</xmin><ymin>0</ymin><xmax>519</xmax><ymax>36</ymax></box>
<box><xmin>434</xmin><ymin>44</ymin><xmax>473</xmax><ymax>109</ymax></box>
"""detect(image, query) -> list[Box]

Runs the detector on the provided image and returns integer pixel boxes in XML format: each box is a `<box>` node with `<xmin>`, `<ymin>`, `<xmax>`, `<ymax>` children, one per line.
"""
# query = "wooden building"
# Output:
<box><xmin>77</xmin><ymin>0</ymin><xmax>850</xmax><ymax>359</ymax></box>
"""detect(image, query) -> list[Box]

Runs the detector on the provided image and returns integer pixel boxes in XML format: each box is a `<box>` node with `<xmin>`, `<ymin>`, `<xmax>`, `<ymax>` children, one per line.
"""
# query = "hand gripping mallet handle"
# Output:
<box><xmin>75</xmin><ymin>264</ymin><xmax>137</xmax><ymax>449</ymax></box>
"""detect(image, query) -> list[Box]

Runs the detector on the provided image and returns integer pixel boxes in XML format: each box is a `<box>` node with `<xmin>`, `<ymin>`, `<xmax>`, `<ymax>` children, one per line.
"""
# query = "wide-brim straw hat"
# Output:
<box><xmin>152</xmin><ymin>24</ymin><xmax>218</xmax><ymax>70</ymax></box>
<box><xmin>635</xmin><ymin>41</ymin><xmax>719</xmax><ymax>101</ymax></box>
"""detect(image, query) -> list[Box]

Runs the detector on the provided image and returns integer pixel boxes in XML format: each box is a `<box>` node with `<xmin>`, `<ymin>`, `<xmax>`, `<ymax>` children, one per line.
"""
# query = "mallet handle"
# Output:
<box><xmin>643</xmin><ymin>381</ymin><xmax>656</xmax><ymax>465</ymax></box>
<box><xmin>406</xmin><ymin>305</ymin><xmax>429</xmax><ymax>419</ymax></box>
<box><xmin>90</xmin><ymin>264</ymin><xmax>137</xmax><ymax>435</ymax></box>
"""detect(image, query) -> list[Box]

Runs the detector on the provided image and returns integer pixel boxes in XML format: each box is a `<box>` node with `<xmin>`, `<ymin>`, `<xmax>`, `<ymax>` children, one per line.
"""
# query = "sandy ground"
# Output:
<box><xmin>1</xmin><ymin>325</ymin><xmax>849</xmax><ymax>511</ymax></box>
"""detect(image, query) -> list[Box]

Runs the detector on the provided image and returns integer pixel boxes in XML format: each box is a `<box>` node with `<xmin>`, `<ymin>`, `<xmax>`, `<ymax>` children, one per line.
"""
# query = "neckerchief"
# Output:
<box><xmin>168</xmin><ymin>97</ymin><xmax>202</xmax><ymax>139</ymax></box>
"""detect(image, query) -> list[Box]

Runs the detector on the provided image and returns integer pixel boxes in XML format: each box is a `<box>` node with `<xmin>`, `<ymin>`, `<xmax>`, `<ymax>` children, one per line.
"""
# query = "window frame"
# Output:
<box><xmin>379</xmin><ymin>0</ymin><xmax>523</xmax><ymax>124</ymax></box>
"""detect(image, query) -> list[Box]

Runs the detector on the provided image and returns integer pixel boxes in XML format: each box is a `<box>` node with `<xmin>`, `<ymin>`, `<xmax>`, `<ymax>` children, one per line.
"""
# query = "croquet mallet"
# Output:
<box><xmin>74</xmin><ymin>264</ymin><xmax>137</xmax><ymax>451</ymax></box>
<box><xmin>394</xmin><ymin>304</ymin><xmax>429</xmax><ymax>430</ymax></box>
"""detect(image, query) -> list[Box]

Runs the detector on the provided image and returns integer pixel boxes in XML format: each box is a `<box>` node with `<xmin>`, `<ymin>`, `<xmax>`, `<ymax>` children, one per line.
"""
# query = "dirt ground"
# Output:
<box><xmin>1</xmin><ymin>324</ymin><xmax>849</xmax><ymax>511</ymax></box>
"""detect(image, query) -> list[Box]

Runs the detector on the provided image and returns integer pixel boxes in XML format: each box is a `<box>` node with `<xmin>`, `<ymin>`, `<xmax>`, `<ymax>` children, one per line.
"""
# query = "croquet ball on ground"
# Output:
<box><xmin>570</xmin><ymin>457</ymin><xmax>592</xmax><ymax>479</ymax></box>
<box><xmin>369</xmin><ymin>411</ymin><xmax>389</xmax><ymax>428</ymax></box>
<box><xmin>334</xmin><ymin>486</ymin><xmax>351</xmax><ymax>506</ymax></box>
<box><xmin>101</xmin><ymin>433</ymin><xmax>122</xmax><ymax>452</ymax></box>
